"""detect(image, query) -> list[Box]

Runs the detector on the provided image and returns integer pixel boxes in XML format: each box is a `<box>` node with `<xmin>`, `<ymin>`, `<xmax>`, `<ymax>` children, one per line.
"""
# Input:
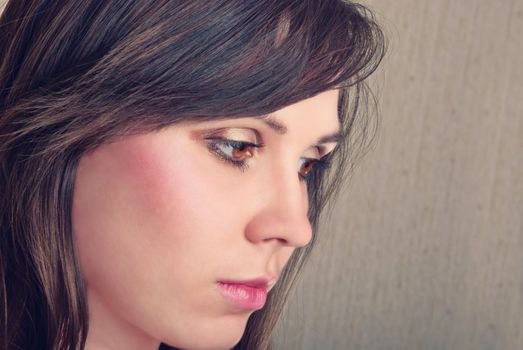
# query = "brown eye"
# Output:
<box><xmin>297</xmin><ymin>159</ymin><xmax>319</xmax><ymax>181</ymax></box>
<box><xmin>205</xmin><ymin>138</ymin><xmax>263</xmax><ymax>172</ymax></box>
<box><xmin>231</xmin><ymin>143</ymin><xmax>255</xmax><ymax>160</ymax></box>
<box><xmin>297</xmin><ymin>156</ymin><xmax>332</xmax><ymax>182</ymax></box>
<box><xmin>300</xmin><ymin>160</ymin><xmax>316</xmax><ymax>175</ymax></box>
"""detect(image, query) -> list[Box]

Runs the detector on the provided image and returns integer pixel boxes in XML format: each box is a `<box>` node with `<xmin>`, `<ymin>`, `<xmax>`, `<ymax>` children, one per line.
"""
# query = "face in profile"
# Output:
<box><xmin>72</xmin><ymin>89</ymin><xmax>340</xmax><ymax>350</ymax></box>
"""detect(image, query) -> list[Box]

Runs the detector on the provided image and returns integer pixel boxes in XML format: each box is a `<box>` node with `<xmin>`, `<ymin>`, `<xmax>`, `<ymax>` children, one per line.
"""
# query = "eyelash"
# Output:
<box><xmin>205</xmin><ymin>137</ymin><xmax>332</xmax><ymax>182</ymax></box>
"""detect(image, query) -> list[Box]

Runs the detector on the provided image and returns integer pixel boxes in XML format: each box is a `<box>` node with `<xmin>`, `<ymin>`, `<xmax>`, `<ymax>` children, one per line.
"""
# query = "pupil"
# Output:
<box><xmin>233</xmin><ymin>145</ymin><xmax>250</xmax><ymax>159</ymax></box>
<box><xmin>302</xmin><ymin>162</ymin><xmax>314</xmax><ymax>174</ymax></box>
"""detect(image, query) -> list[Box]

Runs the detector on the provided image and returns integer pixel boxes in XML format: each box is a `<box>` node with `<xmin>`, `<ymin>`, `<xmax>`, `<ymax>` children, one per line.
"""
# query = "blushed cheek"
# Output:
<box><xmin>115</xmin><ymin>135</ymin><xmax>180</xmax><ymax>219</ymax></box>
<box><xmin>111</xmin><ymin>131</ymin><xmax>223</xmax><ymax>236</ymax></box>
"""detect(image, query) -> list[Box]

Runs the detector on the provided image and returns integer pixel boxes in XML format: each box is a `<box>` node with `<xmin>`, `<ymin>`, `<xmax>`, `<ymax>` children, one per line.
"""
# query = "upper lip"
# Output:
<box><xmin>218</xmin><ymin>276</ymin><xmax>277</xmax><ymax>289</ymax></box>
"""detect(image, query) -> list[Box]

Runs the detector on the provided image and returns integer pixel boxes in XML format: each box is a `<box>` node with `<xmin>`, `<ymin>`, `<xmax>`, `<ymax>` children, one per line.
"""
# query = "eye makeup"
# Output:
<box><xmin>205</xmin><ymin>137</ymin><xmax>263</xmax><ymax>172</ymax></box>
<box><xmin>202</xmin><ymin>127</ymin><xmax>333</xmax><ymax>182</ymax></box>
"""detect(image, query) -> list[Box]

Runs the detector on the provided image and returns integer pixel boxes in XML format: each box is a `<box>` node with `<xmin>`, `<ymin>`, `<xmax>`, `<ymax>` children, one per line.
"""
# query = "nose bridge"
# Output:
<box><xmin>245</xmin><ymin>160</ymin><xmax>313</xmax><ymax>248</ymax></box>
<box><xmin>272</xmin><ymin>166</ymin><xmax>308</xmax><ymax>219</ymax></box>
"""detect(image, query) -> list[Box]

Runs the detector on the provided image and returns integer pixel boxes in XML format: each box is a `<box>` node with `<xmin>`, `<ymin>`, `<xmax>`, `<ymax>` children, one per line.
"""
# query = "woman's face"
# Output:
<box><xmin>72</xmin><ymin>89</ymin><xmax>340</xmax><ymax>350</ymax></box>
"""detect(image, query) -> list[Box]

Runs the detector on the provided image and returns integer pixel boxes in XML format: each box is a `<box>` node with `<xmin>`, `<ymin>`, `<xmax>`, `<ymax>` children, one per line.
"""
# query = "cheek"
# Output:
<box><xmin>72</xmin><ymin>131</ymin><xmax>245</xmax><ymax>284</ymax></box>
<box><xmin>119</xmin><ymin>135</ymin><xmax>202</xmax><ymax>229</ymax></box>
<box><xmin>117</xmin><ymin>133</ymin><xmax>236</xmax><ymax>240</ymax></box>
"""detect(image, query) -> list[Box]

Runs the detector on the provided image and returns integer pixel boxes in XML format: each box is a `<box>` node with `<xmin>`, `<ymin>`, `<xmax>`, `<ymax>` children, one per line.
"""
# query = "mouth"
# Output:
<box><xmin>216</xmin><ymin>277</ymin><xmax>276</xmax><ymax>311</ymax></box>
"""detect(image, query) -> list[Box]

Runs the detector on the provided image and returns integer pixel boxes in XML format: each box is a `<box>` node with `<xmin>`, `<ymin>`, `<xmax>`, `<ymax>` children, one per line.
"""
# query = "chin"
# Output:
<box><xmin>162</xmin><ymin>316</ymin><xmax>248</xmax><ymax>350</ymax></box>
<box><xmin>163</xmin><ymin>336</ymin><xmax>243</xmax><ymax>350</ymax></box>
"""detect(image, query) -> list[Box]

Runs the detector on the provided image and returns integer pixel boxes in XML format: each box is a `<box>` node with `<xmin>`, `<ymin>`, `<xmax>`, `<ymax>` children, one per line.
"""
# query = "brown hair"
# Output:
<box><xmin>0</xmin><ymin>1</ymin><xmax>385</xmax><ymax>349</ymax></box>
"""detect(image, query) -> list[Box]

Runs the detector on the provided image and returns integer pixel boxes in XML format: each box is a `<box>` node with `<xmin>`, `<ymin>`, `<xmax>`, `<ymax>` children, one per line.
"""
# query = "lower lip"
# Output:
<box><xmin>217</xmin><ymin>282</ymin><xmax>267</xmax><ymax>310</ymax></box>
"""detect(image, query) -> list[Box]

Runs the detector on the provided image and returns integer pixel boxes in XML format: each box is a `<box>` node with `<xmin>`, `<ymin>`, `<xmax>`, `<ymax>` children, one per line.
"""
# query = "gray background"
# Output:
<box><xmin>2</xmin><ymin>1</ymin><xmax>522</xmax><ymax>349</ymax></box>
<box><xmin>274</xmin><ymin>1</ymin><xmax>523</xmax><ymax>349</ymax></box>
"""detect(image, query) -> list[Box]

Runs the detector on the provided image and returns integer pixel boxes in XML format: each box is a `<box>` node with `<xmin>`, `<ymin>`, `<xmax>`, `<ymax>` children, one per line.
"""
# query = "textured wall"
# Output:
<box><xmin>274</xmin><ymin>0</ymin><xmax>523</xmax><ymax>349</ymax></box>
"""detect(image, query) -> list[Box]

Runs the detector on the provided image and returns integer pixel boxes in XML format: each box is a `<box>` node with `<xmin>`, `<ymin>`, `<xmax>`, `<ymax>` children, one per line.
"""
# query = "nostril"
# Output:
<box><xmin>276</xmin><ymin>237</ymin><xmax>288</xmax><ymax>244</ymax></box>
<box><xmin>262</xmin><ymin>237</ymin><xmax>288</xmax><ymax>245</ymax></box>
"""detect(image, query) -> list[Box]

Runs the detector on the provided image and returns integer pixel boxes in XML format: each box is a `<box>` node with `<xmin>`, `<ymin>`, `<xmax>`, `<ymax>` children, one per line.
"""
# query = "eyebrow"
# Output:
<box><xmin>256</xmin><ymin>114</ymin><xmax>343</xmax><ymax>146</ymax></box>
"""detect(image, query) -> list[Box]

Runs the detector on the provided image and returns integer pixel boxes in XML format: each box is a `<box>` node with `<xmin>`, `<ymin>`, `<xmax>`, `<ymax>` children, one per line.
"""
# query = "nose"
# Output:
<box><xmin>244</xmin><ymin>168</ymin><xmax>313</xmax><ymax>248</ymax></box>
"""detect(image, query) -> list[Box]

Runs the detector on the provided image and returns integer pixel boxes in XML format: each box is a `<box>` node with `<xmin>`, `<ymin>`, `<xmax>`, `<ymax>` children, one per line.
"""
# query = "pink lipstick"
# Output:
<box><xmin>217</xmin><ymin>279</ymin><xmax>269</xmax><ymax>310</ymax></box>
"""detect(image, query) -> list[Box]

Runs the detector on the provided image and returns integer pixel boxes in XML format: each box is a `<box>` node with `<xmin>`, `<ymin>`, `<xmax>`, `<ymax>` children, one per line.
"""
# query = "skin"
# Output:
<box><xmin>72</xmin><ymin>89</ymin><xmax>340</xmax><ymax>350</ymax></box>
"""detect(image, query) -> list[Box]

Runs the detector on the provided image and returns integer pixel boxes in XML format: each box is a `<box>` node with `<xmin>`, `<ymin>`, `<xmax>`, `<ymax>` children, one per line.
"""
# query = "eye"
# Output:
<box><xmin>297</xmin><ymin>157</ymin><xmax>331</xmax><ymax>182</ymax></box>
<box><xmin>205</xmin><ymin>137</ymin><xmax>262</xmax><ymax>172</ymax></box>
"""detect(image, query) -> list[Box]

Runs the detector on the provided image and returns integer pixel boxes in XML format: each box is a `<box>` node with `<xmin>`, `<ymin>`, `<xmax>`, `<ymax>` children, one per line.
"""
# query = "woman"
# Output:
<box><xmin>0</xmin><ymin>0</ymin><xmax>385</xmax><ymax>349</ymax></box>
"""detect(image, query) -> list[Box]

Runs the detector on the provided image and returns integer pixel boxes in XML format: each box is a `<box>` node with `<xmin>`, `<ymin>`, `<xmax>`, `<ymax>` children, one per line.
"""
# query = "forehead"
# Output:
<box><xmin>277</xmin><ymin>89</ymin><xmax>338</xmax><ymax>114</ymax></box>
<box><xmin>270</xmin><ymin>89</ymin><xmax>340</xmax><ymax>131</ymax></box>
<box><xmin>182</xmin><ymin>89</ymin><xmax>340</xmax><ymax>129</ymax></box>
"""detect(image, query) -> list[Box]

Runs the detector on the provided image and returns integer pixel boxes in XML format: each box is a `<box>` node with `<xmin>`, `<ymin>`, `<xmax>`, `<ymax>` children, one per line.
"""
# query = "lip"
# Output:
<box><xmin>216</xmin><ymin>277</ymin><xmax>276</xmax><ymax>311</ymax></box>
<box><xmin>220</xmin><ymin>277</ymin><xmax>274</xmax><ymax>288</ymax></box>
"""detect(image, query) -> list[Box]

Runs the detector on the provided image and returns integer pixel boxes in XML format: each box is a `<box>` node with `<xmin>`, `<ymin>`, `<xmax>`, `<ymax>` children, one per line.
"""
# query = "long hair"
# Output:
<box><xmin>0</xmin><ymin>1</ymin><xmax>386</xmax><ymax>349</ymax></box>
